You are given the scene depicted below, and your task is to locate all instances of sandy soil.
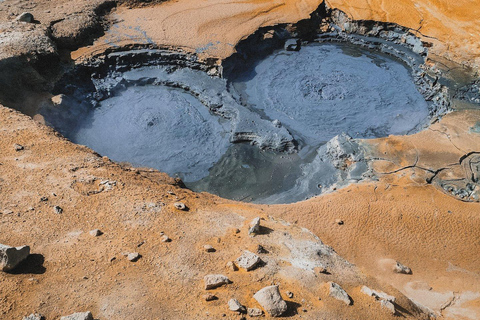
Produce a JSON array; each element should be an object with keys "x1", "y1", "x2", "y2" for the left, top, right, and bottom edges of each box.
[{"x1": 0, "y1": 0, "x2": 479, "y2": 319}]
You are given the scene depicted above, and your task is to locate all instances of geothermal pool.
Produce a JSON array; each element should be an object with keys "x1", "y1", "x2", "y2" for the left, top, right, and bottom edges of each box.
[{"x1": 42, "y1": 42, "x2": 431, "y2": 203}]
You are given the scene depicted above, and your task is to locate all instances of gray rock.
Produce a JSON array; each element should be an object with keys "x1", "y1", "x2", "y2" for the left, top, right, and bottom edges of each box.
[
  {"x1": 394, "y1": 261, "x2": 412, "y2": 274},
  {"x1": 381, "y1": 299, "x2": 396, "y2": 314},
  {"x1": 360, "y1": 286, "x2": 396, "y2": 302},
  {"x1": 247, "y1": 308, "x2": 263, "y2": 317},
  {"x1": 236, "y1": 250, "x2": 261, "y2": 271},
  {"x1": 253, "y1": 285, "x2": 288, "y2": 317},
  {"x1": 284, "y1": 39, "x2": 301, "y2": 51},
  {"x1": 127, "y1": 252, "x2": 140, "y2": 262},
  {"x1": 23, "y1": 313, "x2": 45, "y2": 320},
  {"x1": 228, "y1": 298, "x2": 246, "y2": 313},
  {"x1": 89, "y1": 229, "x2": 103, "y2": 236},
  {"x1": 60, "y1": 311, "x2": 93, "y2": 320},
  {"x1": 16, "y1": 12, "x2": 34, "y2": 23},
  {"x1": 248, "y1": 217, "x2": 261, "y2": 235},
  {"x1": 327, "y1": 282, "x2": 352, "y2": 305},
  {"x1": 0, "y1": 244, "x2": 30, "y2": 271},
  {"x1": 204, "y1": 274, "x2": 231, "y2": 290}
]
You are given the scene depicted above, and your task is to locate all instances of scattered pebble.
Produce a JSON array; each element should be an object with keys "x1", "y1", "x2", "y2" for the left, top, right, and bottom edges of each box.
[
  {"x1": 226, "y1": 261, "x2": 238, "y2": 271},
  {"x1": 174, "y1": 202, "x2": 187, "y2": 210},
  {"x1": 228, "y1": 298, "x2": 246, "y2": 313},
  {"x1": 247, "y1": 308, "x2": 263, "y2": 317},
  {"x1": 203, "y1": 293, "x2": 217, "y2": 301},
  {"x1": 394, "y1": 261, "x2": 412, "y2": 274},
  {"x1": 40, "y1": 197, "x2": 48, "y2": 202},
  {"x1": 204, "y1": 274, "x2": 231, "y2": 290},
  {"x1": 204, "y1": 245, "x2": 216, "y2": 252},
  {"x1": 89, "y1": 229, "x2": 103, "y2": 237},
  {"x1": 256, "y1": 244, "x2": 268, "y2": 254},
  {"x1": 161, "y1": 235, "x2": 171, "y2": 242},
  {"x1": 335, "y1": 219, "x2": 344, "y2": 225},
  {"x1": 286, "y1": 291, "x2": 294, "y2": 298},
  {"x1": 14, "y1": 143, "x2": 24, "y2": 151},
  {"x1": 127, "y1": 252, "x2": 140, "y2": 262},
  {"x1": 23, "y1": 314, "x2": 45, "y2": 320},
  {"x1": 53, "y1": 206, "x2": 63, "y2": 214}
]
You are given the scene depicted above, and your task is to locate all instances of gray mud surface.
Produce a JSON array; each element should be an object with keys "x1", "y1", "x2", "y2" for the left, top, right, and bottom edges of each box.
[{"x1": 41, "y1": 42, "x2": 435, "y2": 204}]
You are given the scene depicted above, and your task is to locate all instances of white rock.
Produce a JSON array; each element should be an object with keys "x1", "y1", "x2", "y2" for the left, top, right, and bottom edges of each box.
[
  {"x1": 381, "y1": 299, "x2": 396, "y2": 314},
  {"x1": 248, "y1": 217, "x2": 261, "y2": 235},
  {"x1": 204, "y1": 245, "x2": 215, "y2": 252},
  {"x1": 247, "y1": 308, "x2": 263, "y2": 317},
  {"x1": 236, "y1": 250, "x2": 261, "y2": 271},
  {"x1": 23, "y1": 314, "x2": 45, "y2": 320},
  {"x1": 360, "y1": 286, "x2": 396, "y2": 302},
  {"x1": 89, "y1": 229, "x2": 103, "y2": 237},
  {"x1": 0, "y1": 244, "x2": 30, "y2": 271},
  {"x1": 204, "y1": 274, "x2": 231, "y2": 290},
  {"x1": 60, "y1": 311, "x2": 93, "y2": 320},
  {"x1": 127, "y1": 252, "x2": 140, "y2": 261},
  {"x1": 174, "y1": 202, "x2": 186, "y2": 210},
  {"x1": 253, "y1": 285, "x2": 288, "y2": 317},
  {"x1": 327, "y1": 282, "x2": 352, "y2": 305},
  {"x1": 228, "y1": 298, "x2": 246, "y2": 313}
]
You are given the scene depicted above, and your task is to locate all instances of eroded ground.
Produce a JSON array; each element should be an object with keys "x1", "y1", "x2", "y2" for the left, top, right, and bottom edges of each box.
[{"x1": 0, "y1": 0, "x2": 479, "y2": 319}]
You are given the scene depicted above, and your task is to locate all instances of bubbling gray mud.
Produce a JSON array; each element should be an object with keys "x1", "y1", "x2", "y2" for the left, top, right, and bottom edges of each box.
[
  {"x1": 41, "y1": 42, "x2": 435, "y2": 204},
  {"x1": 230, "y1": 43, "x2": 430, "y2": 146}
]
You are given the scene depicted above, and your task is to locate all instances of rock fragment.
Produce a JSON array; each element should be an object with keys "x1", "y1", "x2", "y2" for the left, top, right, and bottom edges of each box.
[
  {"x1": 360, "y1": 286, "x2": 396, "y2": 302},
  {"x1": 335, "y1": 219, "x2": 344, "y2": 225},
  {"x1": 236, "y1": 250, "x2": 261, "y2": 271},
  {"x1": 327, "y1": 282, "x2": 352, "y2": 305},
  {"x1": 393, "y1": 261, "x2": 412, "y2": 274},
  {"x1": 174, "y1": 202, "x2": 187, "y2": 210},
  {"x1": 247, "y1": 308, "x2": 263, "y2": 317},
  {"x1": 127, "y1": 252, "x2": 140, "y2": 262},
  {"x1": 14, "y1": 143, "x2": 24, "y2": 151},
  {"x1": 286, "y1": 291, "x2": 294, "y2": 298},
  {"x1": 203, "y1": 293, "x2": 217, "y2": 301},
  {"x1": 204, "y1": 274, "x2": 231, "y2": 290},
  {"x1": 226, "y1": 261, "x2": 238, "y2": 271},
  {"x1": 253, "y1": 285, "x2": 288, "y2": 317},
  {"x1": 89, "y1": 229, "x2": 103, "y2": 237},
  {"x1": 381, "y1": 299, "x2": 396, "y2": 314},
  {"x1": 161, "y1": 234, "x2": 171, "y2": 242},
  {"x1": 204, "y1": 245, "x2": 216, "y2": 252},
  {"x1": 16, "y1": 12, "x2": 34, "y2": 23},
  {"x1": 248, "y1": 217, "x2": 261, "y2": 235},
  {"x1": 284, "y1": 39, "x2": 301, "y2": 51},
  {"x1": 23, "y1": 313, "x2": 45, "y2": 320},
  {"x1": 53, "y1": 206, "x2": 63, "y2": 214},
  {"x1": 0, "y1": 244, "x2": 30, "y2": 271},
  {"x1": 228, "y1": 298, "x2": 246, "y2": 313},
  {"x1": 60, "y1": 311, "x2": 93, "y2": 320}
]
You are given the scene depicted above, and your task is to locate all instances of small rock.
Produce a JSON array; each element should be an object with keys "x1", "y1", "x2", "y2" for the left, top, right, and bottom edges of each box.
[
  {"x1": 236, "y1": 250, "x2": 261, "y2": 271},
  {"x1": 394, "y1": 261, "x2": 412, "y2": 274},
  {"x1": 247, "y1": 308, "x2": 263, "y2": 317},
  {"x1": 286, "y1": 291, "x2": 294, "y2": 298},
  {"x1": 316, "y1": 266, "x2": 328, "y2": 274},
  {"x1": 0, "y1": 244, "x2": 30, "y2": 271},
  {"x1": 327, "y1": 282, "x2": 352, "y2": 305},
  {"x1": 23, "y1": 313, "x2": 45, "y2": 320},
  {"x1": 127, "y1": 252, "x2": 140, "y2": 262},
  {"x1": 89, "y1": 229, "x2": 103, "y2": 237},
  {"x1": 204, "y1": 274, "x2": 231, "y2": 290},
  {"x1": 256, "y1": 245, "x2": 268, "y2": 254},
  {"x1": 53, "y1": 206, "x2": 63, "y2": 214},
  {"x1": 284, "y1": 38, "x2": 301, "y2": 51},
  {"x1": 360, "y1": 286, "x2": 396, "y2": 302},
  {"x1": 16, "y1": 12, "x2": 34, "y2": 23},
  {"x1": 174, "y1": 202, "x2": 187, "y2": 210},
  {"x1": 40, "y1": 197, "x2": 48, "y2": 202},
  {"x1": 381, "y1": 299, "x2": 396, "y2": 314},
  {"x1": 204, "y1": 245, "x2": 216, "y2": 252},
  {"x1": 14, "y1": 143, "x2": 24, "y2": 151},
  {"x1": 253, "y1": 285, "x2": 288, "y2": 317},
  {"x1": 60, "y1": 311, "x2": 94, "y2": 320},
  {"x1": 226, "y1": 261, "x2": 238, "y2": 271},
  {"x1": 203, "y1": 293, "x2": 217, "y2": 301},
  {"x1": 335, "y1": 219, "x2": 344, "y2": 225},
  {"x1": 228, "y1": 298, "x2": 246, "y2": 313},
  {"x1": 248, "y1": 217, "x2": 261, "y2": 235},
  {"x1": 161, "y1": 235, "x2": 171, "y2": 242},
  {"x1": 272, "y1": 119, "x2": 282, "y2": 127}
]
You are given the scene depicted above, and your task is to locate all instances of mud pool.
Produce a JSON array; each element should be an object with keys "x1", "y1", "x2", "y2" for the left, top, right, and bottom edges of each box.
[{"x1": 41, "y1": 42, "x2": 434, "y2": 204}]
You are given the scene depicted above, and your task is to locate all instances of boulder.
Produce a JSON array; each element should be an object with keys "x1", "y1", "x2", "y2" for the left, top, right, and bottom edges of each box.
[
  {"x1": 0, "y1": 244, "x2": 30, "y2": 271},
  {"x1": 236, "y1": 250, "x2": 261, "y2": 271},
  {"x1": 204, "y1": 274, "x2": 231, "y2": 290},
  {"x1": 60, "y1": 311, "x2": 93, "y2": 320},
  {"x1": 327, "y1": 282, "x2": 352, "y2": 305},
  {"x1": 253, "y1": 285, "x2": 288, "y2": 317}
]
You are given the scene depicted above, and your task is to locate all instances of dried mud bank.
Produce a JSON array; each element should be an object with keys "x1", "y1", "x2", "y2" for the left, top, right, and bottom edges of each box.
[{"x1": 37, "y1": 3, "x2": 471, "y2": 203}]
